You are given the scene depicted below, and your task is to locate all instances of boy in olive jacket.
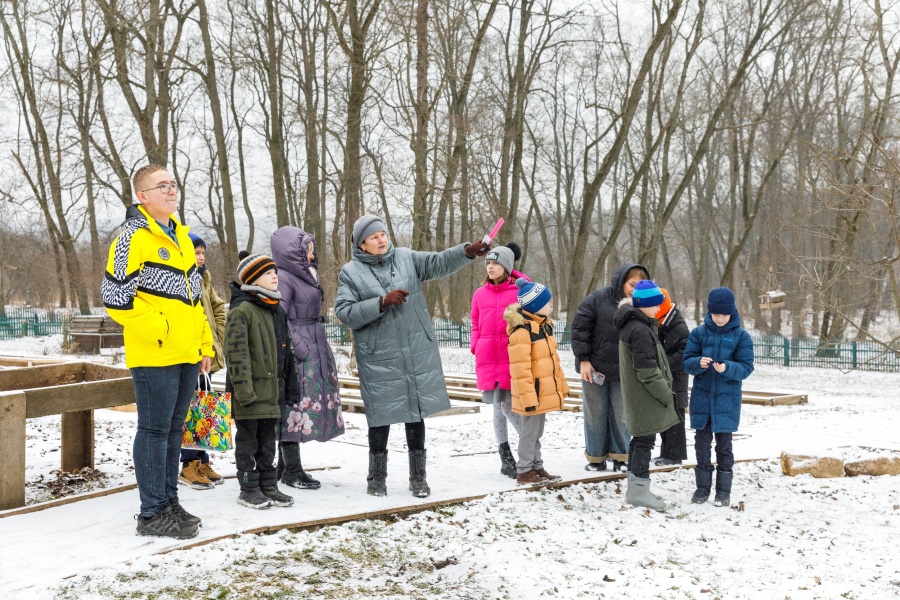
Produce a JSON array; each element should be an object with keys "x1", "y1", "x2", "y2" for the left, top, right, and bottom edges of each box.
[
  {"x1": 225, "y1": 252, "x2": 298, "y2": 510},
  {"x1": 614, "y1": 280, "x2": 682, "y2": 512}
]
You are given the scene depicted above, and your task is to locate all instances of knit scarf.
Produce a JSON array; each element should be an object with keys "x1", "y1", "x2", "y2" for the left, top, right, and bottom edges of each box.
[{"x1": 240, "y1": 284, "x2": 281, "y2": 306}]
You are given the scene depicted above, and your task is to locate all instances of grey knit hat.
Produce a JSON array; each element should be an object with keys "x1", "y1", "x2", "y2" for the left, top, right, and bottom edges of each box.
[
  {"x1": 351, "y1": 214, "x2": 387, "y2": 248},
  {"x1": 484, "y1": 242, "x2": 521, "y2": 275}
]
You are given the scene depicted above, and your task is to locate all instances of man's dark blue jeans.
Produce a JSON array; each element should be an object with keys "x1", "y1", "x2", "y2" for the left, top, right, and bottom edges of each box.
[{"x1": 131, "y1": 363, "x2": 200, "y2": 517}]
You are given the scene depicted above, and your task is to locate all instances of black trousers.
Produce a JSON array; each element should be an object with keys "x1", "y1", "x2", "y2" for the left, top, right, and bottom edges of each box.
[
  {"x1": 368, "y1": 421, "x2": 425, "y2": 453},
  {"x1": 695, "y1": 423, "x2": 734, "y2": 472},
  {"x1": 659, "y1": 407, "x2": 687, "y2": 460},
  {"x1": 235, "y1": 418, "x2": 278, "y2": 473},
  {"x1": 628, "y1": 434, "x2": 656, "y2": 479}
]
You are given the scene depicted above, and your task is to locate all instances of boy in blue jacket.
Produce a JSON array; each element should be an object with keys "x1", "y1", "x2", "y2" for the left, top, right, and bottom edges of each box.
[{"x1": 683, "y1": 287, "x2": 754, "y2": 507}]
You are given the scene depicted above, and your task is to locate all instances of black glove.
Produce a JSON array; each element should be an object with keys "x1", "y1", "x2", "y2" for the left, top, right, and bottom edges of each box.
[
  {"x1": 465, "y1": 240, "x2": 491, "y2": 258},
  {"x1": 380, "y1": 289, "x2": 410, "y2": 311}
]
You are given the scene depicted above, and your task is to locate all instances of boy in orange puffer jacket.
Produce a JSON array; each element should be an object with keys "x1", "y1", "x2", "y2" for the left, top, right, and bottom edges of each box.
[{"x1": 504, "y1": 279, "x2": 569, "y2": 485}]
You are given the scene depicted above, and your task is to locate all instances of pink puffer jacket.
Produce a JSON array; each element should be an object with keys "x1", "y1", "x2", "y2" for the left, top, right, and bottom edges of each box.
[{"x1": 470, "y1": 270, "x2": 529, "y2": 391}]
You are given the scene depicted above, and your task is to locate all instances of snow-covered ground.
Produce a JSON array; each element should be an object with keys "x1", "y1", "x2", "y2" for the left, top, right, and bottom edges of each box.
[{"x1": 1, "y1": 336, "x2": 899, "y2": 599}]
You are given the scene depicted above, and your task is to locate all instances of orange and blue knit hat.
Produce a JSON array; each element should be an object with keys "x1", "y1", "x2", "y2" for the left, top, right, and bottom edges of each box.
[{"x1": 632, "y1": 280, "x2": 665, "y2": 308}]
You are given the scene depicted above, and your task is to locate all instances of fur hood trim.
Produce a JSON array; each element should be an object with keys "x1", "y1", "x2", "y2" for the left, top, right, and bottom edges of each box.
[
  {"x1": 503, "y1": 303, "x2": 525, "y2": 327},
  {"x1": 618, "y1": 296, "x2": 633, "y2": 308}
]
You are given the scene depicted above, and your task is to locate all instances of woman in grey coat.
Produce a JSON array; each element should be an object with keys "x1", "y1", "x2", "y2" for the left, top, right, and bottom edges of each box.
[
  {"x1": 336, "y1": 214, "x2": 489, "y2": 498},
  {"x1": 271, "y1": 226, "x2": 345, "y2": 491}
]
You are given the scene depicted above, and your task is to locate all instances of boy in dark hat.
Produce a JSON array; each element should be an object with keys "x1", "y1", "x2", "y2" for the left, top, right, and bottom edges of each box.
[
  {"x1": 178, "y1": 232, "x2": 228, "y2": 490},
  {"x1": 224, "y1": 251, "x2": 299, "y2": 509},
  {"x1": 683, "y1": 287, "x2": 754, "y2": 507}
]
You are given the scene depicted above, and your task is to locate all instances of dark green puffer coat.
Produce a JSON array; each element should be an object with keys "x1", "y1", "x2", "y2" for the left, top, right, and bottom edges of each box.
[{"x1": 614, "y1": 300, "x2": 682, "y2": 438}]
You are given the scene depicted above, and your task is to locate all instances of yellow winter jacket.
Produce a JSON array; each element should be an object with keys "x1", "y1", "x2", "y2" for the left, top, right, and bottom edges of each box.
[
  {"x1": 504, "y1": 303, "x2": 569, "y2": 416},
  {"x1": 101, "y1": 205, "x2": 213, "y2": 368}
]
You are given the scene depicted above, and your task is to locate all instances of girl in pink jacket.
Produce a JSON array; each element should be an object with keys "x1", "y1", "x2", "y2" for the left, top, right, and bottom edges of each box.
[{"x1": 470, "y1": 242, "x2": 527, "y2": 478}]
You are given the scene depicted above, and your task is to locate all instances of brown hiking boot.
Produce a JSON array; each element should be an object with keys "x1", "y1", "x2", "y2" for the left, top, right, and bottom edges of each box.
[
  {"x1": 535, "y1": 467, "x2": 561, "y2": 482},
  {"x1": 516, "y1": 469, "x2": 549, "y2": 485},
  {"x1": 178, "y1": 460, "x2": 214, "y2": 490},
  {"x1": 198, "y1": 461, "x2": 224, "y2": 485}
]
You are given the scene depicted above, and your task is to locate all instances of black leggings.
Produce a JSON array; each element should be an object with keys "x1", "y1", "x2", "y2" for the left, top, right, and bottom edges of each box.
[{"x1": 368, "y1": 421, "x2": 425, "y2": 453}]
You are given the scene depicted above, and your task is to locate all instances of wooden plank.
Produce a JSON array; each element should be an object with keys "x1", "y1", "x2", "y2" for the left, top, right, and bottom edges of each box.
[
  {"x1": 25, "y1": 377, "x2": 136, "y2": 418},
  {"x1": 0, "y1": 362, "x2": 87, "y2": 393},
  {"x1": 61, "y1": 410, "x2": 94, "y2": 473},
  {"x1": 0, "y1": 392, "x2": 27, "y2": 510},
  {"x1": 0, "y1": 356, "x2": 75, "y2": 367}
]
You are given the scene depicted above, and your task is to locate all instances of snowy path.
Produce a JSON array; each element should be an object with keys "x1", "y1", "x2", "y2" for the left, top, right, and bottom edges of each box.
[{"x1": 1, "y1": 339, "x2": 899, "y2": 598}]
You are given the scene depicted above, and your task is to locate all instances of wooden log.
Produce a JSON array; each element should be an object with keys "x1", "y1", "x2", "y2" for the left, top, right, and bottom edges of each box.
[
  {"x1": 844, "y1": 457, "x2": 900, "y2": 477},
  {"x1": 61, "y1": 410, "x2": 94, "y2": 473},
  {"x1": 780, "y1": 453, "x2": 845, "y2": 478},
  {"x1": 0, "y1": 392, "x2": 27, "y2": 510}
]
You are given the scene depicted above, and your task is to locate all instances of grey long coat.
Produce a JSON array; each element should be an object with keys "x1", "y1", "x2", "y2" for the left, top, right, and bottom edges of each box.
[{"x1": 335, "y1": 241, "x2": 473, "y2": 427}]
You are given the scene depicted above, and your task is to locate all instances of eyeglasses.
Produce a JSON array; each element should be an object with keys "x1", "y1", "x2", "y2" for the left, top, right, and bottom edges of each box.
[{"x1": 141, "y1": 182, "x2": 179, "y2": 194}]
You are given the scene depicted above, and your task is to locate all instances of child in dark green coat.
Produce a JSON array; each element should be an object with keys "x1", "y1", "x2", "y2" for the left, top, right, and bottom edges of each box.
[
  {"x1": 225, "y1": 251, "x2": 299, "y2": 510},
  {"x1": 614, "y1": 280, "x2": 682, "y2": 512}
]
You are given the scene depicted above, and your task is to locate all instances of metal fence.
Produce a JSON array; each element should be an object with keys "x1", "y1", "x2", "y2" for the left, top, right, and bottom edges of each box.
[
  {"x1": 323, "y1": 317, "x2": 899, "y2": 372},
  {"x1": 3, "y1": 309, "x2": 897, "y2": 372},
  {"x1": 0, "y1": 308, "x2": 69, "y2": 340},
  {"x1": 752, "y1": 334, "x2": 900, "y2": 372}
]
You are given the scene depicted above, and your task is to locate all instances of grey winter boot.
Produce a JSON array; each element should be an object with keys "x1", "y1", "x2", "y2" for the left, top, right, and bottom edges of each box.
[
  {"x1": 692, "y1": 468, "x2": 713, "y2": 504},
  {"x1": 280, "y1": 442, "x2": 322, "y2": 490},
  {"x1": 498, "y1": 442, "x2": 517, "y2": 479},
  {"x1": 367, "y1": 451, "x2": 388, "y2": 496},
  {"x1": 714, "y1": 470, "x2": 733, "y2": 507},
  {"x1": 408, "y1": 449, "x2": 430, "y2": 498},
  {"x1": 260, "y1": 468, "x2": 294, "y2": 507},
  {"x1": 625, "y1": 472, "x2": 666, "y2": 512},
  {"x1": 236, "y1": 470, "x2": 273, "y2": 509}
]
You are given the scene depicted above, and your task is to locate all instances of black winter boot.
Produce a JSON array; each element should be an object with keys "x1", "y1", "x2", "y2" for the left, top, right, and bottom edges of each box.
[
  {"x1": 408, "y1": 449, "x2": 430, "y2": 498},
  {"x1": 714, "y1": 470, "x2": 733, "y2": 507},
  {"x1": 692, "y1": 468, "x2": 713, "y2": 504},
  {"x1": 367, "y1": 451, "x2": 388, "y2": 496},
  {"x1": 236, "y1": 470, "x2": 273, "y2": 509},
  {"x1": 498, "y1": 442, "x2": 517, "y2": 479},
  {"x1": 280, "y1": 443, "x2": 322, "y2": 490},
  {"x1": 260, "y1": 468, "x2": 294, "y2": 507}
]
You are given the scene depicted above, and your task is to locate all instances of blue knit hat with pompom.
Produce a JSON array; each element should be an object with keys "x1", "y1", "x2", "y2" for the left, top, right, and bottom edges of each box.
[{"x1": 517, "y1": 278, "x2": 551, "y2": 313}]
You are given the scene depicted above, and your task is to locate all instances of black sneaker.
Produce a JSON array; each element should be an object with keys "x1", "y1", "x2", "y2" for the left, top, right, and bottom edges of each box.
[
  {"x1": 282, "y1": 469, "x2": 322, "y2": 490},
  {"x1": 237, "y1": 489, "x2": 273, "y2": 509},
  {"x1": 612, "y1": 460, "x2": 628, "y2": 472},
  {"x1": 654, "y1": 457, "x2": 683, "y2": 466},
  {"x1": 136, "y1": 505, "x2": 198, "y2": 539},
  {"x1": 261, "y1": 487, "x2": 295, "y2": 507},
  {"x1": 584, "y1": 462, "x2": 607, "y2": 472},
  {"x1": 169, "y1": 499, "x2": 202, "y2": 527}
]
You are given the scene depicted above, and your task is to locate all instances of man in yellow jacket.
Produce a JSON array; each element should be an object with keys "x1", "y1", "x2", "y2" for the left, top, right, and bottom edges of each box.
[{"x1": 101, "y1": 164, "x2": 213, "y2": 540}]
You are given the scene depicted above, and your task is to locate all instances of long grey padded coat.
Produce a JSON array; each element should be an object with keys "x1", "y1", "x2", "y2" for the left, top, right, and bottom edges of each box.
[{"x1": 335, "y1": 241, "x2": 473, "y2": 427}]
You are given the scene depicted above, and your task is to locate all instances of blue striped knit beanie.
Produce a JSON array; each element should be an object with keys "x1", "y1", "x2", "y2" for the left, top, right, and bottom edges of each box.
[
  {"x1": 516, "y1": 278, "x2": 551, "y2": 313},
  {"x1": 632, "y1": 280, "x2": 665, "y2": 308}
]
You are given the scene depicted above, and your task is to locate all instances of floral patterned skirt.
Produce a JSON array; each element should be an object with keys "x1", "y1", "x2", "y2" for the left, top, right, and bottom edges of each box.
[{"x1": 278, "y1": 347, "x2": 345, "y2": 443}]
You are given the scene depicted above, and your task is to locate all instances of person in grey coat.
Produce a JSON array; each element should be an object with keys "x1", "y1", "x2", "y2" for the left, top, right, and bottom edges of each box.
[{"x1": 335, "y1": 214, "x2": 490, "y2": 498}]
